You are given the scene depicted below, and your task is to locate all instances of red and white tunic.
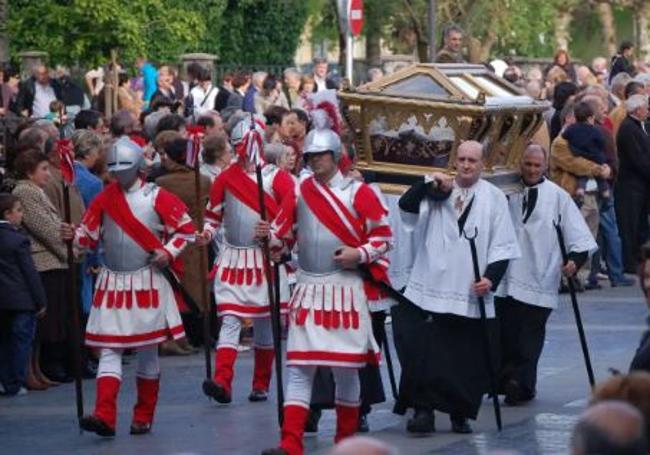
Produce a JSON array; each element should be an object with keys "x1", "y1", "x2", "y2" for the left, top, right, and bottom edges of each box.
[
  {"x1": 204, "y1": 163, "x2": 295, "y2": 319},
  {"x1": 275, "y1": 171, "x2": 393, "y2": 368},
  {"x1": 75, "y1": 180, "x2": 195, "y2": 348}
]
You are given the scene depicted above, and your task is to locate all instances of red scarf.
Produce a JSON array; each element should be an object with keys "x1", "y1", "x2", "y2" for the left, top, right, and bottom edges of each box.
[
  {"x1": 221, "y1": 164, "x2": 279, "y2": 219},
  {"x1": 300, "y1": 177, "x2": 390, "y2": 300},
  {"x1": 100, "y1": 182, "x2": 183, "y2": 276}
]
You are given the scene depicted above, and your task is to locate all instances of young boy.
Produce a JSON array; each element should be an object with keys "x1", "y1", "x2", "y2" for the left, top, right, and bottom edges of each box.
[
  {"x1": 562, "y1": 101, "x2": 610, "y2": 206},
  {"x1": 0, "y1": 194, "x2": 47, "y2": 396}
]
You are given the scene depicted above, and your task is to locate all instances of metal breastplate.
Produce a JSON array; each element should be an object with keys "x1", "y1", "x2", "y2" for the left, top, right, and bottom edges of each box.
[
  {"x1": 222, "y1": 169, "x2": 276, "y2": 247},
  {"x1": 102, "y1": 185, "x2": 163, "y2": 272},
  {"x1": 297, "y1": 182, "x2": 358, "y2": 274}
]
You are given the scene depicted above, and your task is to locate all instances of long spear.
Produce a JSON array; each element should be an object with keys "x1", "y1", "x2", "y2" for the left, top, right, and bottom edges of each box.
[
  {"x1": 187, "y1": 126, "x2": 213, "y2": 380},
  {"x1": 463, "y1": 227, "x2": 502, "y2": 431},
  {"x1": 554, "y1": 215, "x2": 596, "y2": 388},
  {"x1": 56, "y1": 136, "x2": 84, "y2": 426}
]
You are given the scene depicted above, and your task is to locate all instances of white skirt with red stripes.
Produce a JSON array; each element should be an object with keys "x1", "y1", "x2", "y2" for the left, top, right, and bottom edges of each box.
[
  {"x1": 86, "y1": 266, "x2": 185, "y2": 348},
  {"x1": 286, "y1": 269, "x2": 380, "y2": 369},
  {"x1": 213, "y1": 244, "x2": 289, "y2": 319}
]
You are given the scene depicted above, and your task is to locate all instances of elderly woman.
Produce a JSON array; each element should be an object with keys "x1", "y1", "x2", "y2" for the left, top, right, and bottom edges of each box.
[{"x1": 12, "y1": 149, "x2": 70, "y2": 384}]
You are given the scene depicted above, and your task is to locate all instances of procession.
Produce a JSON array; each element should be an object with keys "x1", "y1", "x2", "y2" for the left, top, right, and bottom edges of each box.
[{"x1": 2, "y1": 1, "x2": 650, "y2": 454}]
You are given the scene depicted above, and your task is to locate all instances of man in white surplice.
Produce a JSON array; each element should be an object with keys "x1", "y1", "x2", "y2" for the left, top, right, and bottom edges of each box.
[
  {"x1": 495, "y1": 144, "x2": 596, "y2": 405},
  {"x1": 392, "y1": 140, "x2": 520, "y2": 435}
]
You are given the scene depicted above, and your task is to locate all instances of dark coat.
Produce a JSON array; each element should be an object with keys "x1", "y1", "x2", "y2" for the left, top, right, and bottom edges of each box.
[
  {"x1": 609, "y1": 55, "x2": 635, "y2": 84},
  {"x1": 214, "y1": 86, "x2": 231, "y2": 112},
  {"x1": 616, "y1": 115, "x2": 650, "y2": 192},
  {"x1": 15, "y1": 77, "x2": 62, "y2": 117},
  {"x1": 0, "y1": 222, "x2": 47, "y2": 311}
]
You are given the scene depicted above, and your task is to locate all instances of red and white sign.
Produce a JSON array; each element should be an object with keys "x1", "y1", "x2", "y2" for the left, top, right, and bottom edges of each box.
[{"x1": 348, "y1": 0, "x2": 364, "y2": 37}]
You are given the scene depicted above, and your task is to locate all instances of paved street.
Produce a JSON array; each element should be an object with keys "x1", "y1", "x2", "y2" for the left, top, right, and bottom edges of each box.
[{"x1": 0, "y1": 283, "x2": 647, "y2": 455}]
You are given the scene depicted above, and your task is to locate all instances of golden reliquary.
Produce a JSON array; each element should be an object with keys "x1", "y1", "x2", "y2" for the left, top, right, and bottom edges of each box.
[{"x1": 338, "y1": 63, "x2": 550, "y2": 193}]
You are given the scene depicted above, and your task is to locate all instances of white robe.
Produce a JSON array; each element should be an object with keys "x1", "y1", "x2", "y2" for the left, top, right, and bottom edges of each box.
[
  {"x1": 497, "y1": 179, "x2": 597, "y2": 309},
  {"x1": 401, "y1": 179, "x2": 520, "y2": 319}
]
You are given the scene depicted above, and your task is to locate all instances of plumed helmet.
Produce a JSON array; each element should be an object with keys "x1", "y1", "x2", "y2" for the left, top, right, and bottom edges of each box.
[
  {"x1": 107, "y1": 137, "x2": 145, "y2": 188},
  {"x1": 303, "y1": 127, "x2": 341, "y2": 161},
  {"x1": 230, "y1": 114, "x2": 266, "y2": 164}
]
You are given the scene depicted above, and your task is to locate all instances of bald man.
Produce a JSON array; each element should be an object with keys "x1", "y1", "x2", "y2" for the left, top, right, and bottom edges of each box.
[
  {"x1": 495, "y1": 145, "x2": 596, "y2": 406},
  {"x1": 393, "y1": 141, "x2": 520, "y2": 434},
  {"x1": 571, "y1": 401, "x2": 648, "y2": 455},
  {"x1": 327, "y1": 436, "x2": 398, "y2": 455}
]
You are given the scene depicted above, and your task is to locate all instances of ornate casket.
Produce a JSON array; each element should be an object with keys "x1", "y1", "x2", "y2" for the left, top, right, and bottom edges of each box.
[{"x1": 339, "y1": 63, "x2": 550, "y2": 193}]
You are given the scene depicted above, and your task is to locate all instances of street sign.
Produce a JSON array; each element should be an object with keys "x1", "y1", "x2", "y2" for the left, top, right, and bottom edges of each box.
[{"x1": 348, "y1": 0, "x2": 364, "y2": 37}]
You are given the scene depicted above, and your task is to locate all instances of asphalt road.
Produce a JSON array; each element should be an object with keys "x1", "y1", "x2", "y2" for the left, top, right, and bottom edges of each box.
[{"x1": 0, "y1": 283, "x2": 646, "y2": 455}]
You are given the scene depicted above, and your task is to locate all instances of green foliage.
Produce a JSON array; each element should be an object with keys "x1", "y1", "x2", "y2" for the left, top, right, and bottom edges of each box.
[{"x1": 217, "y1": 0, "x2": 310, "y2": 65}]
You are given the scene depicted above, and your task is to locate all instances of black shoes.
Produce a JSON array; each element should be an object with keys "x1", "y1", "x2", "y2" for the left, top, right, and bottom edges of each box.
[
  {"x1": 358, "y1": 413, "x2": 369, "y2": 433},
  {"x1": 79, "y1": 415, "x2": 115, "y2": 437},
  {"x1": 202, "y1": 379, "x2": 232, "y2": 404},
  {"x1": 406, "y1": 409, "x2": 435, "y2": 434},
  {"x1": 304, "y1": 408, "x2": 321, "y2": 433},
  {"x1": 260, "y1": 449, "x2": 288, "y2": 455},
  {"x1": 130, "y1": 422, "x2": 152, "y2": 435},
  {"x1": 248, "y1": 389, "x2": 268, "y2": 402},
  {"x1": 450, "y1": 415, "x2": 473, "y2": 434}
]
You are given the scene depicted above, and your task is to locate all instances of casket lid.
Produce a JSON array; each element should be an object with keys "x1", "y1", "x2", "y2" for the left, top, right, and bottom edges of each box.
[{"x1": 354, "y1": 63, "x2": 545, "y2": 110}]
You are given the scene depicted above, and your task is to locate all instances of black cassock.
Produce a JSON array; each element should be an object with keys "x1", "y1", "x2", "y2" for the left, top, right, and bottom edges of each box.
[{"x1": 391, "y1": 301, "x2": 500, "y2": 419}]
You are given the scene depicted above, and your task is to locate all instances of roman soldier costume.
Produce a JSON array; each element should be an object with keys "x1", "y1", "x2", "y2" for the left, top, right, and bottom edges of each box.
[
  {"x1": 263, "y1": 121, "x2": 393, "y2": 455},
  {"x1": 74, "y1": 137, "x2": 195, "y2": 436},
  {"x1": 201, "y1": 116, "x2": 295, "y2": 404}
]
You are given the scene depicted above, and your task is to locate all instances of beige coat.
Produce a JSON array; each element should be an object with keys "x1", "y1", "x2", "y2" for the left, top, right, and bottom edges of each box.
[
  {"x1": 12, "y1": 180, "x2": 67, "y2": 272},
  {"x1": 549, "y1": 136, "x2": 602, "y2": 197}
]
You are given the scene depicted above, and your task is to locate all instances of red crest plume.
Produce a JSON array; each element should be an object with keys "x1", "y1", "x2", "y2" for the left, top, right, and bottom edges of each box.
[
  {"x1": 56, "y1": 139, "x2": 75, "y2": 184},
  {"x1": 313, "y1": 101, "x2": 341, "y2": 135},
  {"x1": 186, "y1": 125, "x2": 205, "y2": 168}
]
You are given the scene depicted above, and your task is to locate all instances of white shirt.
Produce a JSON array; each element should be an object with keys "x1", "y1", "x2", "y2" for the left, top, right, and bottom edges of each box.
[
  {"x1": 32, "y1": 83, "x2": 57, "y2": 118},
  {"x1": 314, "y1": 75, "x2": 328, "y2": 92},
  {"x1": 191, "y1": 84, "x2": 219, "y2": 118},
  {"x1": 497, "y1": 179, "x2": 597, "y2": 308},
  {"x1": 401, "y1": 178, "x2": 520, "y2": 319}
]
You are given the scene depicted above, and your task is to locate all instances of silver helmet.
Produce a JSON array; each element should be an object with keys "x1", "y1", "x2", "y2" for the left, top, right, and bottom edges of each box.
[
  {"x1": 303, "y1": 128, "x2": 341, "y2": 161},
  {"x1": 107, "y1": 137, "x2": 145, "y2": 189}
]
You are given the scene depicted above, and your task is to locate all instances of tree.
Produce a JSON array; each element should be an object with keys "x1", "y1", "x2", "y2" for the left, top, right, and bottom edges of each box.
[
  {"x1": 8, "y1": 0, "x2": 207, "y2": 68},
  {"x1": 0, "y1": 0, "x2": 7, "y2": 64},
  {"x1": 217, "y1": 0, "x2": 310, "y2": 65}
]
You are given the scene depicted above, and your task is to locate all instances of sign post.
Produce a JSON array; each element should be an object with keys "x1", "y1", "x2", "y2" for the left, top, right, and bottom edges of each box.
[{"x1": 346, "y1": 0, "x2": 364, "y2": 85}]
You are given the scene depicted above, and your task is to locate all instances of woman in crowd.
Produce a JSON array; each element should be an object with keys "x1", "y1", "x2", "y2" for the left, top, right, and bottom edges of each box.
[
  {"x1": 117, "y1": 72, "x2": 144, "y2": 118},
  {"x1": 254, "y1": 75, "x2": 289, "y2": 115},
  {"x1": 12, "y1": 149, "x2": 71, "y2": 385}
]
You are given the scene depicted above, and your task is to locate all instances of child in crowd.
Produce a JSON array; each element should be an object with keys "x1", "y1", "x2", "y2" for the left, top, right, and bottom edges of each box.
[
  {"x1": 562, "y1": 101, "x2": 610, "y2": 206},
  {"x1": 0, "y1": 194, "x2": 47, "y2": 396}
]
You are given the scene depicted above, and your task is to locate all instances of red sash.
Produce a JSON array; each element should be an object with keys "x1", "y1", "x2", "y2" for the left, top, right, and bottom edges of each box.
[
  {"x1": 222, "y1": 165, "x2": 279, "y2": 219},
  {"x1": 100, "y1": 182, "x2": 183, "y2": 276},
  {"x1": 300, "y1": 177, "x2": 390, "y2": 299}
]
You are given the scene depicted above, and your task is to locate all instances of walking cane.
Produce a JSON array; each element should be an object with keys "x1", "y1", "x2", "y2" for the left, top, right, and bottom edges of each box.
[
  {"x1": 463, "y1": 227, "x2": 502, "y2": 432},
  {"x1": 553, "y1": 215, "x2": 596, "y2": 388},
  {"x1": 188, "y1": 127, "x2": 213, "y2": 382},
  {"x1": 256, "y1": 163, "x2": 285, "y2": 427},
  {"x1": 56, "y1": 138, "x2": 84, "y2": 428}
]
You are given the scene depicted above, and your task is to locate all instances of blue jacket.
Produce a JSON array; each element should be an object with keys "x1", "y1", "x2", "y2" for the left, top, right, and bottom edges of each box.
[
  {"x1": 0, "y1": 222, "x2": 47, "y2": 311},
  {"x1": 141, "y1": 62, "x2": 158, "y2": 103}
]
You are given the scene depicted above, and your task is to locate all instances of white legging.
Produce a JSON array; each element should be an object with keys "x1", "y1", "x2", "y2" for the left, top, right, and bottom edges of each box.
[
  {"x1": 285, "y1": 365, "x2": 360, "y2": 408},
  {"x1": 217, "y1": 315, "x2": 273, "y2": 350},
  {"x1": 96, "y1": 345, "x2": 160, "y2": 380}
]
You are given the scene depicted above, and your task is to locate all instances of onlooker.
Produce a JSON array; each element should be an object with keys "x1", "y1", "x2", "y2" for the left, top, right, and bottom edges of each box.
[
  {"x1": 549, "y1": 81, "x2": 578, "y2": 142},
  {"x1": 155, "y1": 138, "x2": 211, "y2": 351},
  {"x1": 189, "y1": 68, "x2": 218, "y2": 121},
  {"x1": 200, "y1": 132, "x2": 232, "y2": 183},
  {"x1": 16, "y1": 65, "x2": 62, "y2": 118},
  {"x1": 615, "y1": 94, "x2": 650, "y2": 273},
  {"x1": 12, "y1": 150, "x2": 70, "y2": 383},
  {"x1": 117, "y1": 72, "x2": 144, "y2": 118},
  {"x1": 263, "y1": 105, "x2": 289, "y2": 143},
  {"x1": 295, "y1": 75, "x2": 316, "y2": 111},
  {"x1": 109, "y1": 110, "x2": 137, "y2": 139},
  {"x1": 1, "y1": 66, "x2": 20, "y2": 116},
  {"x1": 547, "y1": 49, "x2": 577, "y2": 82},
  {"x1": 610, "y1": 72, "x2": 634, "y2": 107},
  {"x1": 610, "y1": 41, "x2": 636, "y2": 84},
  {"x1": 254, "y1": 75, "x2": 289, "y2": 115},
  {"x1": 263, "y1": 142, "x2": 296, "y2": 173},
  {"x1": 74, "y1": 110, "x2": 105, "y2": 133},
  {"x1": 435, "y1": 24, "x2": 465, "y2": 63},
  {"x1": 311, "y1": 57, "x2": 337, "y2": 92},
  {"x1": 155, "y1": 113, "x2": 186, "y2": 138},
  {"x1": 283, "y1": 68, "x2": 302, "y2": 108},
  {"x1": 0, "y1": 193, "x2": 47, "y2": 396},
  {"x1": 591, "y1": 373, "x2": 650, "y2": 437},
  {"x1": 150, "y1": 65, "x2": 177, "y2": 108},
  {"x1": 221, "y1": 70, "x2": 250, "y2": 121},
  {"x1": 214, "y1": 72, "x2": 233, "y2": 113},
  {"x1": 610, "y1": 80, "x2": 643, "y2": 139},
  {"x1": 55, "y1": 66, "x2": 90, "y2": 115},
  {"x1": 570, "y1": 400, "x2": 648, "y2": 455},
  {"x1": 243, "y1": 71, "x2": 267, "y2": 113},
  {"x1": 135, "y1": 56, "x2": 158, "y2": 105},
  {"x1": 196, "y1": 111, "x2": 224, "y2": 136},
  {"x1": 327, "y1": 436, "x2": 398, "y2": 455}
]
